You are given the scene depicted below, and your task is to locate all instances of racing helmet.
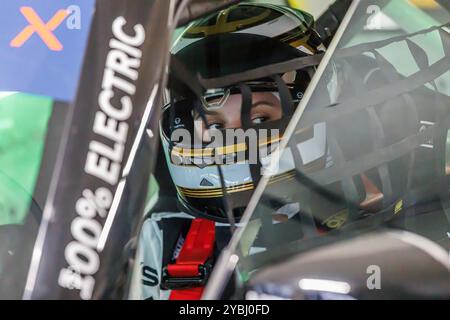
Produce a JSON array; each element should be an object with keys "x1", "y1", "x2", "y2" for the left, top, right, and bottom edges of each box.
[{"x1": 161, "y1": 3, "x2": 331, "y2": 223}]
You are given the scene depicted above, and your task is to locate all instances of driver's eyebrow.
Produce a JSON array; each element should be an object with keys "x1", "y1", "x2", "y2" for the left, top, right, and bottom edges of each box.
[
  {"x1": 193, "y1": 99, "x2": 276, "y2": 120},
  {"x1": 251, "y1": 100, "x2": 277, "y2": 108}
]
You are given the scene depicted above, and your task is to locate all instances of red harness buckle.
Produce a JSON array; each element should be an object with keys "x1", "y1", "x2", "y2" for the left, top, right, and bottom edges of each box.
[
  {"x1": 162, "y1": 218, "x2": 215, "y2": 300},
  {"x1": 166, "y1": 264, "x2": 201, "y2": 278}
]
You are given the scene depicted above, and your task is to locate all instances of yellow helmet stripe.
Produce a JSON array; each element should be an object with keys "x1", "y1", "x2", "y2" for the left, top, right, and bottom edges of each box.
[
  {"x1": 177, "y1": 170, "x2": 297, "y2": 198},
  {"x1": 171, "y1": 135, "x2": 283, "y2": 158}
]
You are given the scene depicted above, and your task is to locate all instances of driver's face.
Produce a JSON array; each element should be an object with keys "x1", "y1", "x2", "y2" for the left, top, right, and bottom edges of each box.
[{"x1": 194, "y1": 91, "x2": 282, "y2": 139}]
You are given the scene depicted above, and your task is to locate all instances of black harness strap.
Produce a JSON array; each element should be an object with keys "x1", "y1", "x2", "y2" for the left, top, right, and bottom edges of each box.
[
  {"x1": 238, "y1": 83, "x2": 253, "y2": 130},
  {"x1": 272, "y1": 74, "x2": 295, "y2": 116},
  {"x1": 236, "y1": 83, "x2": 262, "y2": 191}
]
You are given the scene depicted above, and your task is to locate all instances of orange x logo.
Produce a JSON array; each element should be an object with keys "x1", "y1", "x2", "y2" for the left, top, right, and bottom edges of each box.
[{"x1": 10, "y1": 7, "x2": 69, "y2": 51}]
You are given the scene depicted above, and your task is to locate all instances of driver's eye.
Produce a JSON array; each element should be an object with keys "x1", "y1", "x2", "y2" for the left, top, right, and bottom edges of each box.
[
  {"x1": 252, "y1": 116, "x2": 268, "y2": 124},
  {"x1": 208, "y1": 122, "x2": 224, "y2": 130}
]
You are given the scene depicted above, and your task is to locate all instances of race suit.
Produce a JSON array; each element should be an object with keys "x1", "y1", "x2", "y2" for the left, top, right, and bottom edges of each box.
[{"x1": 129, "y1": 204, "x2": 301, "y2": 300}]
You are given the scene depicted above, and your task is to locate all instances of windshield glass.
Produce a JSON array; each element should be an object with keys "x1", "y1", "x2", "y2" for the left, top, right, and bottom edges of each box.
[{"x1": 228, "y1": 0, "x2": 450, "y2": 285}]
